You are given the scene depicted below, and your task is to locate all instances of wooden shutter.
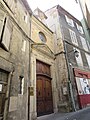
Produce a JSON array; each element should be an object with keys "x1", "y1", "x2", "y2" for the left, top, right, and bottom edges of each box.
[
  {"x1": 4, "y1": 0, "x2": 16, "y2": 13},
  {"x1": 2, "y1": 16, "x2": 12, "y2": 51},
  {"x1": 0, "y1": 11, "x2": 6, "y2": 40}
]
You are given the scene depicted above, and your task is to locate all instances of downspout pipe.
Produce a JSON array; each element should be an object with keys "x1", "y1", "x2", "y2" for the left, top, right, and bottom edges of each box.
[{"x1": 63, "y1": 41, "x2": 76, "y2": 112}]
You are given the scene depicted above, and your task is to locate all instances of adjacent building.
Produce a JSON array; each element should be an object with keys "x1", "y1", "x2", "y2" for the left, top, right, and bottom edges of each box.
[
  {"x1": 0, "y1": 0, "x2": 32, "y2": 120},
  {"x1": 44, "y1": 5, "x2": 90, "y2": 111}
]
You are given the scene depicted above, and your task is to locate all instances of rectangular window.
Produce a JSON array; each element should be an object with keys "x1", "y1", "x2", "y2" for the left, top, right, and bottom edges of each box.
[
  {"x1": 0, "y1": 12, "x2": 12, "y2": 51},
  {"x1": 85, "y1": 53, "x2": 90, "y2": 68},
  {"x1": 74, "y1": 48, "x2": 83, "y2": 67},
  {"x1": 69, "y1": 29, "x2": 78, "y2": 45},
  {"x1": 19, "y1": 77, "x2": 24, "y2": 95},
  {"x1": 0, "y1": 11, "x2": 6, "y2": 38},
  {"x1": 80, "y1": 36, "x2": 88, "y2": 51},
  {"x1": 65, "y1": 15, "x2": 74, "y2": 27},
  {"x1": 22, "y1": 40, "x2": 26, "y2": 52},
  {"x1": 2, "y1": 16, "x2": 12, "y2": 51},
  {"x1": 76, "y1": 23, "x2": 84, "y2": 34},
  {"x1": 24, "y1": 12, "x2": 28, "y2": 23}
]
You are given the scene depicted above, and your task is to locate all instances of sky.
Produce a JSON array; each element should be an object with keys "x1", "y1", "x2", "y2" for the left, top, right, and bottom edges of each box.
[{"x1": 27, "y1": 0, "x2": 83, "y2": 20}]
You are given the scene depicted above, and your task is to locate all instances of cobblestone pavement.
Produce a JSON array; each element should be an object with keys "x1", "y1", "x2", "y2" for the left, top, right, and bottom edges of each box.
[{"x1": 37, "y1": 107, "x2": 90, "y2": 120}]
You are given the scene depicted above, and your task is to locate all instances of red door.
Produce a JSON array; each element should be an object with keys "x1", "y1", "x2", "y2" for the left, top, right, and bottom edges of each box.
[{"x1": 36, "y1": 60, "x2": 53, "y2": 116}]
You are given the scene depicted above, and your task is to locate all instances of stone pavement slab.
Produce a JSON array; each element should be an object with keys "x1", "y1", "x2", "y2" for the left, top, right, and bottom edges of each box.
[{"x1": 37, "y1": 113, "x2": 71, "y2": 120}]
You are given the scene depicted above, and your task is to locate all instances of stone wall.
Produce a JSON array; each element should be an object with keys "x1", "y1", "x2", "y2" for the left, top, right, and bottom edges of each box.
[{"x1": 0, "y1": 1, "x2": 32, "y2": 120}]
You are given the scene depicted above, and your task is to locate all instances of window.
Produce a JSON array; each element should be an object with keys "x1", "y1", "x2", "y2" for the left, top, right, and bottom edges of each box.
[
  {"x1": 76, "y1": 23, "x2": 84, "y2": 34},
  {"x1": 39, "y1": 32, "x2": 47, "y2": 43},
  {"x1": 85, "y1": 53, "x2": 90, "y2": 68},
  {"x1": 74, "y1": 48, "x2": 83, "y2": 67},
  {"x1": 0, "y1": 12, "x2": 12, "y2": 51},
  {"x1": 24, "y1": 12, "x2": 28, "y2": 23},
  {"x1": 65, "y1": 15, "x2": 74, "y2": 27},
  {"x1": 22, "y1": 40, "x2": 26, "y2": 52},
  {"x1": 4, "y1": 0, "x2": 16, "y2": 13},
  {"x1": 69, "y1": 29, "x2": 78, "y2": 45},
  {"x1": 80, "y1": 36, "x2": 88, "y2": 51},
  {"x1": 19, "y1": 76, "x2": 24, "y2": 95}
]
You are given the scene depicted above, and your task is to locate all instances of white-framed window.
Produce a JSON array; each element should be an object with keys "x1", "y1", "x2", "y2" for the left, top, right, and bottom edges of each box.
[
  {"x1": 76, "y1": 23, "x2": 84, "y2": 34},
  {"x1": 65, "y1": 15, "x2": 74, "y2": 27},
  {"x1": 22, "y1": 39, "x2": 26, "y2": 52},
  {"x1": 74, "y1": 48, "x2": 83, "y2": 67},
  {"x1": 69, "y1": 29, "x2": 78, "y2": 45},
  {"x1": 85, "y1": 53, "x2": 90, "y2": 68},
  {"x1": 80, "y1": 36, "x2": 88, "y2": 51}
]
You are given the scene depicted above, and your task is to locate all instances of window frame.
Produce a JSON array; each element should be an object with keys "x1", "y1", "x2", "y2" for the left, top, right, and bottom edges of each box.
[
  {"x1": 69, "y1": 29, "x2": 78, "y2": 46},
  {"x1": 65, "y1": 15, "x2": 74, "y2": 27},
  {"x1": 39, "y1": 32, "x2": 47, "y2": 43}
]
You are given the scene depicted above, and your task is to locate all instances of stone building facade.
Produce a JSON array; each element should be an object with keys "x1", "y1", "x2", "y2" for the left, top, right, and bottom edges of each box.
[
  {"x1": 44, "y1": 5, "x2": 90, "y2": 111},
  {"x1": 1, "y1": 0, "x2": 90, "y2": 120},
  {"x1": 0, "y1": 0, "x2": 32, "y2": 120},
  {"x1": 30, "y1": 15, "x2": 58, "y2": 119}
]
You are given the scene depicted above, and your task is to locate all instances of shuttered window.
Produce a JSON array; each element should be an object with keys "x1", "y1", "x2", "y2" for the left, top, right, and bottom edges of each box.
[
  {"x1": 1, "y1": 16, "x2": 12, "y2": 51},
  {"x1": 76, "y1": 23, "x2": 84, "y2": 34},
  {"x1": 85, "y1": 53, "x2": 90, "y2": 68},
  {"x1": 69, "y1": 29, "x2": 78, "y2": 46},
  {"x1": 0, "y1": 11, "x2": 6, "y2": 39},
  {"x1": 80, "y1": 36, "x2": 88, "y2": 51},
  {"x1": 4, "y1": 0, "x2": 16, "y2": 13},
  {"x1": 65, "y1": 15, "x2": 74, "y2": 27},
  {"x1": 0, "y1": 10, "x2": 12, "y2": 51}
]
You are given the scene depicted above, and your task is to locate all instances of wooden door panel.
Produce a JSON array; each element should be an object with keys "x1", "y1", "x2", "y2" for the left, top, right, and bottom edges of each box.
[
  {"x1": 45, "y1": 101, "x2": 53, "y2": 113},
  {"x1": 45, "y1": 80, "x2": 52, "y2": 99},
  {"x1": 37, "y1": 79, "x2": 43, "y2": 100},
  {"x1": 36, "y1": 60, "x2": 53, "y2": 116},
  {"x1": 37, "y1": 101, "x2": 45, "y2": 115},
  {"x1": 36, "y1": 60, "x2": 51, "y2": 76}
]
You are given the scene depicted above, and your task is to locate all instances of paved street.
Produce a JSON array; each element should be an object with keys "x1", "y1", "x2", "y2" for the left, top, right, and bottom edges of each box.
[{"x1": 37, "y1": 107, "x2": 90, "y2": 120}]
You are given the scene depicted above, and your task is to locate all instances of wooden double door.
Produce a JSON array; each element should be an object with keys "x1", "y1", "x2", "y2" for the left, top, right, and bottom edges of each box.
[{"x1": 36, "y1": 60, "x2": 53, "y2": 116}]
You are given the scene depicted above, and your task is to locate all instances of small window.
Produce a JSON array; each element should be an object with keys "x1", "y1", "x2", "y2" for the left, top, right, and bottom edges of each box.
[
  {"x1": 19, "y1": 76, "x2": 24, "y2": 95},
  {"x1": 24, "y1": 12, "x2": 28, "y2": 23},
  {"x1": 39, "y1": 32, "x2": 47, "y2": 43},
  {"x1": 65, "y1": 15, "x2": 74, "y2": 27},
  {"x1": 22, "y1": 39, "x2": 26, "y2": 52}
]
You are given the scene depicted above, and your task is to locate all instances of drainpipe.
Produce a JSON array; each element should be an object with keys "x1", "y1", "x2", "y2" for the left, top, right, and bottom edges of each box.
[{"x1": 64, "y1": 41, "x2": 76, "y2": 112}]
